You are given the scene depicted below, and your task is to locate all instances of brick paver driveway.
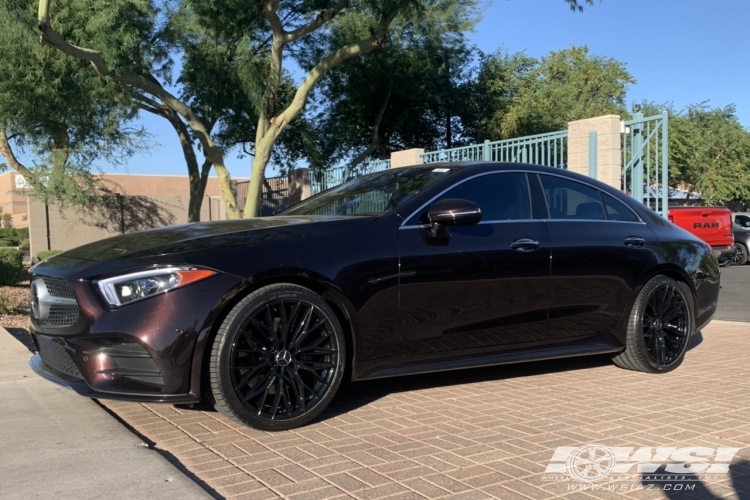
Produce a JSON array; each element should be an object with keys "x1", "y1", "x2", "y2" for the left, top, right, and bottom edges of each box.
[{"x1": 103, "y1": 320, "x2": 750, "y2": 500}]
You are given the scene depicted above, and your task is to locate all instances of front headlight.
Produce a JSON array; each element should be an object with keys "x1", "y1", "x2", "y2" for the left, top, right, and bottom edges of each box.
[{"x1": 95, "y1": 267, "x2": 217, "y2": 308}]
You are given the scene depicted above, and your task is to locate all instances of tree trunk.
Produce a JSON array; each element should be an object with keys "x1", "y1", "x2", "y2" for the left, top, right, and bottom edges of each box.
[
  {"x1": 242, "y1": 11, "x2": 400, "y2": 217},
  {"x1": 36, "y1": 9, "x2": 242, "y2": 219}
]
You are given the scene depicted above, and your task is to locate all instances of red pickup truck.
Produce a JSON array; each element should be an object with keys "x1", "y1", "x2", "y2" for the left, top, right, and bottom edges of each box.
[{"x1": 668, "y1": 207, "x2": 735, "y2": 265}]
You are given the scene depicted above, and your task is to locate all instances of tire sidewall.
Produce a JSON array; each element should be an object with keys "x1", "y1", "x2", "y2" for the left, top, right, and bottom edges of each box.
[
  {"x1": 633, "y1": 276, "x2": 694, "y2": 373},
  {"x1": 212, "y1": 285, "x2": 345, "y2": 431},
  {"x1": 733, "y1": 243, "x2": 748, "y2": 266}
]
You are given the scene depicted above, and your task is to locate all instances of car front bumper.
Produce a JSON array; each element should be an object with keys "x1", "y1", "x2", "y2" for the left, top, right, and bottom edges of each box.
[{"x1": 28, "y1": 271, "x2": 244, "y2": 402}]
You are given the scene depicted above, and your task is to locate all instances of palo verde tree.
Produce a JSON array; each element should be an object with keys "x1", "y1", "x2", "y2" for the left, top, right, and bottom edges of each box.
[
  {"x1": 0, "y1": 0, "x2": 146, "y2": 207},
  {"x1": 304, "y1": 0, "x2": 481, "y2": 169},
  {"x1": 242, "y1": 0, "x2": 593, "y2": 216},
  {"x1": 37, "y1": 0, "x2": 243, "y2": 220}
]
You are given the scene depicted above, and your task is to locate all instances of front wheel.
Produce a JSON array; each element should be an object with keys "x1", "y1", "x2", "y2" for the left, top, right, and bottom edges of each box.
[
  {"x1": 208, "y1": 284, "x2": 346, "y2": 431},
  {"x1": 731, "y1": 243, "x2": 748, "y2": 266},
  {"x1": 613, "y1": 276, "x2": 694, "y2": 373}
]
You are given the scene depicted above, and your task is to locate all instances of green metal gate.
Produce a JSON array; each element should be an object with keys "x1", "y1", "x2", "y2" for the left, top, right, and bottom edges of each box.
[{"x1": 622, "y1": 111, "x2": 669, "y2": 217}]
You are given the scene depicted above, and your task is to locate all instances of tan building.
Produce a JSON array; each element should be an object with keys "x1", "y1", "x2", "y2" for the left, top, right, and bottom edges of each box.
[
  {"x1": 13, "y1": 172, "x2": 248, "y2": 258},
  {"x1": 0, "y1": 170, "x2": 33, "y2": 227}
]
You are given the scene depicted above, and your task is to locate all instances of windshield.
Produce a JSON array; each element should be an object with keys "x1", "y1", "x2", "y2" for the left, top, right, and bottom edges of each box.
[{"x1": 280, "y1": 167, "x2": 458, "y2": 216}]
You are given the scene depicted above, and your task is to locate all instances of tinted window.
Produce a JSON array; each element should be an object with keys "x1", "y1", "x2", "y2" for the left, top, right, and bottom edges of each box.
[
  {"x1": 283, "y1": 167, "x2": 458, "y2": 216},
  {"x1": 419, "y1": 172, "x2": 531, "y2": 223},
  {"x1": 540, "y1": 175, "x2": 605, "y2": 220},
  {"x1": 602, "y1": 194, "x2": 640, "y2": 222}
]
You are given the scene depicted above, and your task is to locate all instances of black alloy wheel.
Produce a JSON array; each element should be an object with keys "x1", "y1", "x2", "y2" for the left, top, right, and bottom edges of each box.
[
  {"x1": 641, "y1": 283, "x2": 690, "y2": 366},
  {"x1": 732, "y1": 243, "x2": 748, "y2": 266},
  {"x1": 613, "y1": 275, "x2": 693, "y2": 373},
  {"x1": 209, "y1": 284, "x2": 345, "y2": 430}
]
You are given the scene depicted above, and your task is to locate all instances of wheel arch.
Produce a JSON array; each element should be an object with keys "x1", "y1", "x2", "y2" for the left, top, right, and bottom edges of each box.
[{"x1": 189, "y1": 273, "x2": 358, "y2": 400}]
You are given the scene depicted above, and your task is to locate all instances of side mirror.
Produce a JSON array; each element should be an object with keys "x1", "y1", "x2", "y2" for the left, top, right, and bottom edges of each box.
[
  {"x1": 428, "y1": 198, "x2": 482, "y2": 226},
  {"x1": 426, "y1": 199, "x2": 482, "y2": 238}
]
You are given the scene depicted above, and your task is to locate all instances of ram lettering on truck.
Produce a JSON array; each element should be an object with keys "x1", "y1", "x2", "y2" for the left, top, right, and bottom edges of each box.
[{"x1": 669, "y1": 207, "x2": 735, "y2": 265}]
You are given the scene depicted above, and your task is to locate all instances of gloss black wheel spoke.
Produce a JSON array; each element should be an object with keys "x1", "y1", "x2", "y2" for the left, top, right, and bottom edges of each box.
[
  {"x1": 242, "y1": 367, "x2": 277, "y2": 403},
  {"x1": 642, "y1": 284, "x2": 689, "y2": 367},
  {"x1": 229, "y1": 297, "x2": 338, "y2": 421},
  {"x1": 232, "y1": 360, "x2": 272, "y2": 388}
]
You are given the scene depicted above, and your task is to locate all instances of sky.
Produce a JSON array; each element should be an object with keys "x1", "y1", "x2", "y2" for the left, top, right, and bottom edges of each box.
[{"x1": 40, "y1": 0, "x2": 750, "y2": 180}]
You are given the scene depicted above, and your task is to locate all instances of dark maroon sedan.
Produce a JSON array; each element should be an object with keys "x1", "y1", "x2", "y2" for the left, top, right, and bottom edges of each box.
[{"x1": 30, "y1": 163, "x2": 720, "y2": 430}]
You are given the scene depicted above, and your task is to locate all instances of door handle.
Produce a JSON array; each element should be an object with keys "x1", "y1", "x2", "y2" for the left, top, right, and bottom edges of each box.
[
  {"x1": 624, "y1": 236, "x2": 645, "y2": 248},
  {"x1": 511, "y1": 238, "x2": 540, "y2": 252}
]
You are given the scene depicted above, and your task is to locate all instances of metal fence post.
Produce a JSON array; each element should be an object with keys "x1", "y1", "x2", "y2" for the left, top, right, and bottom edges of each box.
[
  {"x1": 588, "y1": 131, "x2": 598, "y2": 179},
  {"x1": 482, "y1": 140, "x2": 491, "y2": 161},
  {"x1": 632, "y1": 112, "x2": 644, "y2": 203}
]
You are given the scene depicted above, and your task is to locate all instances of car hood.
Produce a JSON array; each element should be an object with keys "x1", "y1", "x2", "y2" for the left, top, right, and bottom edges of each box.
[{"x1": 32, "y1": 216, "x2": 374, "y2": 279}]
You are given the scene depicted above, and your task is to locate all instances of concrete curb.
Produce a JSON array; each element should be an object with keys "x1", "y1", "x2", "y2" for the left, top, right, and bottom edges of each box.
[{"x1": 0, "y1": 326, "x2": 212, "y2": 500}]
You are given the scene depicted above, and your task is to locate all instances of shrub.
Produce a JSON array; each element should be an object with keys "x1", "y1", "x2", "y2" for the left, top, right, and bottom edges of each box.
[
  {"x1": 0, "y1": 290, "x2": 13, "y2": 315},
  {"x1": 0, "y1": 248, "x2": 23, "y2": 285},
  {"x1": 0, "y1": 227, "x2": 27, "y2": 246},
  {"x1": 0, "y1": 239, "x2": 12, "y2": 247},
  {"x1": 37, "y1": 250, "x2": 62, "y2": 262},
  {"x1": 20, "y1": 239, "x2": 30, "y2": 251}
]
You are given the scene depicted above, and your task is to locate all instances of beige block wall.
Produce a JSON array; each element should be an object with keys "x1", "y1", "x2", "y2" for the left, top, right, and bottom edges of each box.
[
  {"x1": 28, "y1": 194, "x2": 218, "y2": 258},
  {"x1": 390, "y1": 148, "x2": 425, "y2": 168},
  {"x1": 567, "y1": 115, "x2": 622, "y2": 190}
]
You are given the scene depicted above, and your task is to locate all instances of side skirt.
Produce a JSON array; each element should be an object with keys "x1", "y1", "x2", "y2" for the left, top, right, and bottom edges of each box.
[{"x1": 353, "y1": 334, "x2": 623, "y2": 381}]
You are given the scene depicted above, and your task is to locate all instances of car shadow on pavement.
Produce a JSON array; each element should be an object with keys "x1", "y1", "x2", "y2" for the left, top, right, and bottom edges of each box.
[
  {"x1": 642, "y1": 458, "x2": 750, "y2": 499},
  {"x1": 176, "y1": 330, "x2": 706, "y2": 425},
  {"x1": 316, "y1": 330, "x2": 707, "y2": 424}
]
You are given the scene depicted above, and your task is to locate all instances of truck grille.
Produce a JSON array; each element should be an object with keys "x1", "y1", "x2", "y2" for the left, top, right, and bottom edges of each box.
[{"x1": 35, "y1": 335, "x2": 83, "y2": 379}]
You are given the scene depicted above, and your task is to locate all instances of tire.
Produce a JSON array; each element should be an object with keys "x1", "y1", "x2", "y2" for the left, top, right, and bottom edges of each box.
[
  {"x1": 731, "y1": 243, "x2": 748, "y2": 266},
  {"x1": 612, "y1": 276, "x2": 694, "y2": 373},
  {"x1": 208, "y1": 284, "x2": 346, "y2": 431}
]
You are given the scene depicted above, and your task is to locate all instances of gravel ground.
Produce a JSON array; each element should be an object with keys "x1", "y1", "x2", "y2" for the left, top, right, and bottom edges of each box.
[{"x1": 0, "y1": 280, "x2": 34, "y2": 352}]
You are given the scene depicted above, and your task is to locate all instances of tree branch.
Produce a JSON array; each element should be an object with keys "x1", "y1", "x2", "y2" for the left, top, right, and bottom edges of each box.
[
  {"x1": 284, "y1": 0, "x2": 349, "y2": 43},
  {"x1": 0, "y1": 128, "x2": 34, "y2": 179},
  {"x1": 37, "y1": 11, "x2": 241, "y2": 219},
  {"x1": 347, "y1": 85, "x2": 392, "y2": 168},
  {"x1": 271, "y1": 10, "x2": 398, "y2": 135}
]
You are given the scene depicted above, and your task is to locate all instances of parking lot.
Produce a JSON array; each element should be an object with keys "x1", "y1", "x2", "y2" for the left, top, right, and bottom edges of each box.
[{"x1": 98, "y1": 266, "x2": 750, "y2": 500}]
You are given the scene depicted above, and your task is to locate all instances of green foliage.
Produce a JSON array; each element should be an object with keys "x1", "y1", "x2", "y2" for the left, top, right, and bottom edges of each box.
[
  {"x1": 19, "y1": 239, "x2": 30, "y2": 252},
  {"x1": 0, "y1": 239, "x2": 13, "y2": 247},
  {"x1": 37, "y1": 249, "x2": 63, "y2": 261},
  {"x1": 0, "y1": 289, "x2": 13, "y2": 315},
  {"x1": 306, "y1": 0, "x2": 482, "y2": 167},
  {"x1": 0, "y1": 227, "x2": 28, "y2": 245},
  {"x1": 0, "y1": 248, "x2": 23, "y2": 286},
  {"x1": 462, "y1": 46, "x2": 634, "y2": 141},
  {"x1": 642, "y1": 102, "x2": 750, "y2": 204},
  {"x1": 0, "y1": 0, "x2": 151, "y2": 207}
]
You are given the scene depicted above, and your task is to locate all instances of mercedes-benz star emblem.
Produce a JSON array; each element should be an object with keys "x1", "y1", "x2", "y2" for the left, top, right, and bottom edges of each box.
[{"x1": 275, "y1": 350, "x2": 292, "y2": 367}]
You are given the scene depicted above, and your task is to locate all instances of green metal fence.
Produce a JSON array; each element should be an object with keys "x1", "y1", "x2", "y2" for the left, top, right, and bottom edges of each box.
[
  {"x1": 622, "y1": 111, "x2": 669, "y2": 218},
  {"x1": 421, "y1": 130, "x2": 568, "y2": 168},
  {"x1": 310, "y1": 159, "x2": 391, "y2": 195}
]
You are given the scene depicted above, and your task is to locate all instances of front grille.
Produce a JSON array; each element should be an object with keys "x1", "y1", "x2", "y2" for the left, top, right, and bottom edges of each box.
[
  {"x1": 33, "y1": 276, "x2": 80, "y2": 328},
  {"x1": 35, "y1": 335, "x2": 83, "y2": 379},
  {"x1": 47, "y1": 304, "x2": 81, "y2": 327},
  {"x1": 41, "y1": 277, "x2": 75, "y2": 299}
]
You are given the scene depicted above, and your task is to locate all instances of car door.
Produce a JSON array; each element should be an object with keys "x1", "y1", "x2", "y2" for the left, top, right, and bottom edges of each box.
[
  {"x1": 395, "y1": 171, "x2": 552, "y2": 358},
  {"x1": 535, "y1": 173, "x2": 657, "y2": 339}
]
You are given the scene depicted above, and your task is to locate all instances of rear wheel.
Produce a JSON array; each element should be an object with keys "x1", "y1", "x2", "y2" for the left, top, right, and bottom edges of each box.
[
  {"x1": 208, "y1": 284, "x2": 345, "y2": 431},
  {"x1": 613, "y1": 276, "x2": 693, "y2": 373},
  {"x1": 731, "y1": 243, "x2": 748, "y2": 266}
]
